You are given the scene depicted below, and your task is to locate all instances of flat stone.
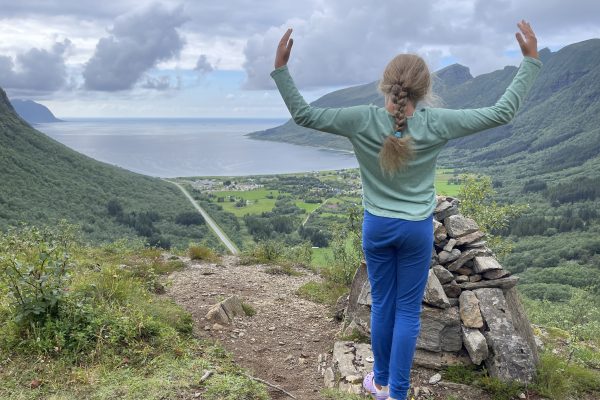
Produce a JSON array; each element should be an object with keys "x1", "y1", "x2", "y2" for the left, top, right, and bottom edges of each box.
[
  {"x1": 417, "y1": 305, "x2": 462, "y2": 352},
  {"x1": 454, "y1": 266, "x2": 473, "y2": 275},
  {"x1": 438, "y1": 248, "x2": 461, "y2": 264},
  {"x1": 473, "y1": 257, "x2": 503, "y2": 274},
  {"x1": 458, "y1": 276, "x2": 519, "y2": 290},
  {"x1": 466, "y1": 240, "x2": 487, "y2": 248},
  {"x1": 455, "y1": 231, "x2": 486, "y2": 246},
  {"x1": 447, "y1": 249, "x2": 491, "y2": 272},
  {"x1": 455, "y1": 275, "x2": 469, "y2": 283},
  {"x1": 469, "y1": 274, "x2": 483, "y2": 282},
  {"x1": 423, "y1": 269, "x2": 451, "y2": 309},
  {"x1": 432, "y1": 265, "x2": 454, "y2": 284},
  {"x1": 459, "y1": 290, "x2": 484, "y2": 328},
  {"x1": 462, "y1": 326, "x2": 488, "y2": 365},
  {"x1": 483, "y1": 269, "x2": 511, "y2": 280},
  {"x1": 444, "y1": 215, "x2": 480, "y2": 238}
]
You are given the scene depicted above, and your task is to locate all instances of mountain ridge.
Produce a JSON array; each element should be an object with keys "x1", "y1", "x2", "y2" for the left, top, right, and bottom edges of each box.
[
  {"x1": 10, "y1": 99, "x2": 62, "y2": 123},
  {"x1": 248, "y1": 39, "x2": 600, "y2": 184}
]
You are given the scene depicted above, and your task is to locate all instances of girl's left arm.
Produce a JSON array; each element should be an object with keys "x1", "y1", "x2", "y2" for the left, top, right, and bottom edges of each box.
[{"x1": 271, "y1": 29, "x2": 367, "y2": 138}]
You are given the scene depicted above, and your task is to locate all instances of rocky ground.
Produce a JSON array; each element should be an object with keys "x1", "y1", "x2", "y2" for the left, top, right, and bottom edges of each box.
[{"x1": 163, "y1": 255, "x2": 518, "y2": 400}]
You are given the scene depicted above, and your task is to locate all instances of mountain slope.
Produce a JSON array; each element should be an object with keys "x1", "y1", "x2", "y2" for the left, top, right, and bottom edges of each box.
[
  {"x1": 10, "y1": 99, "x2": 62, "y2": 123},
  {"x1": 0, "y1": 87, "x2": 215, "y2": 248},
  {"x1": 249, "y1": 39, "x2": 600, "y2": 182}
]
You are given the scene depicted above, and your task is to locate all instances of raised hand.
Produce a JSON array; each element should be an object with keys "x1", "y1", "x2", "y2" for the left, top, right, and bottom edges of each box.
[
  {"x1": 274, "y1": 28, "x2": 294, "y2": 69},
  {"x1": 516, "y1": 20, "x2": 538, "y2": 59}
]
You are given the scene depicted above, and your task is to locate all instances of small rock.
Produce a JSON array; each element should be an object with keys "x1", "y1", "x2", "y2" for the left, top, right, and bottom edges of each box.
[
  {"x1": 423, "y1": 269, "x2": 451, "y2": 309},
  {"x1": 212, "y1": 323, "x2": 224, "y2": 331},
  {"x1": 519, "y1": 393, "x2": 527, "y2": 399},
  {"x1": 473, "y1": 256, "x2": 503, "y2": 274},
  {"x1": 443, "y1": 238, "x2": 458, "y2": 252},
  {"x1": 268, "y1": 326, "x2": 276, "y2": 331},
  {"x1": 429, "y1": 373, "x2": 442, "y2": 384}
]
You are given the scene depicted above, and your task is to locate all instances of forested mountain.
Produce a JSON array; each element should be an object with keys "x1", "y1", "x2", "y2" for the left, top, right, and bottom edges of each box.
[
  {"x1": 249, "y1": 39, "x2": 600, "y2": 181},
  {"x1": 0, "y1": 87, "x2": 217, "y2": 248},
  {"x1": 9, "y1": 99, "x2": 62, "y2": 123}
]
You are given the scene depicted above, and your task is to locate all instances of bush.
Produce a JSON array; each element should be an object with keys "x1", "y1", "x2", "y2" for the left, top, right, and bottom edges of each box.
[
  {"x1": 0, "y1": 222, "x2": 76, "y2": 325},
  {"x1": 188, "y1": 244, "x2": 219, "y2": 262}
]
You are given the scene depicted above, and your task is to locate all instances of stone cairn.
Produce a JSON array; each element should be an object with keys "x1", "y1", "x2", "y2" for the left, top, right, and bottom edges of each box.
[{"x1": 323, "y1": 196, "x2": 539, "y2": 395}]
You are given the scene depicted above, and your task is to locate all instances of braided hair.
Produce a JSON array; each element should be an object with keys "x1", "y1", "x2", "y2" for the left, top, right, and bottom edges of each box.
[{"x1": 378, "y1": 54, "x2": 431, "y2": 175}]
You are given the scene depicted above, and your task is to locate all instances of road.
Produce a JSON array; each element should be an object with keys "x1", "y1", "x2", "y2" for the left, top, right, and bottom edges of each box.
[{"x1": 168, "y1": 181, "x2": 240, "y2": 255}]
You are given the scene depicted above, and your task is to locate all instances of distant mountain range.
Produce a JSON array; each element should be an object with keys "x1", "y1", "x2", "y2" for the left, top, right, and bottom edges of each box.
[
  {"x1": 9, "y1": 99, "x2": 62, "y2": 123},
  {"x1": 249, "y1": 39, "x2": 600, "y2": 185}
]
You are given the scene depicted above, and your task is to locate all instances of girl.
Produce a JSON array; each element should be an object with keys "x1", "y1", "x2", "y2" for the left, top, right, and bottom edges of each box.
[{"x1": 271, "y1": 21, "x2": 540, "y2": 400}]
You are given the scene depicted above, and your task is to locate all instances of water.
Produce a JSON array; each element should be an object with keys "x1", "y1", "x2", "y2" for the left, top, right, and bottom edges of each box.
[{"x1": 36, "y1": 118, "x2": 358, "y2": 178}]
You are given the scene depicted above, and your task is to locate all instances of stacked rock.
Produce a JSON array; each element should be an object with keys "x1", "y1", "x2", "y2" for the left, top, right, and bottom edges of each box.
[{"x1": 328, "y1": 196, "x2": 538, "y2": 393}]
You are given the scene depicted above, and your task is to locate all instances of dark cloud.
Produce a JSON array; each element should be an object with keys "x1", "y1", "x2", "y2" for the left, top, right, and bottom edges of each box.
[
  {"x1": 0, "y1": 39, "x2": 71, "y2": 92},
  {"x1": 194, "y1": 54, "x2": 214, "y2": 75},
  {"x1": 243, "y1": 0, "x2": 600, "y2": 89},
  {"x1": 83, "y1": 4, "x2": 187, "y2": 91}
]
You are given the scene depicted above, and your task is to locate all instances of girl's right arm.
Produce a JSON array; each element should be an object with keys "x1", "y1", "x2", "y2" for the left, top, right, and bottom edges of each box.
[
  {"x1": 429, "y1": 20, "x2": 541, "y2": 140},
  {"x1": 270, "y1": 28, "x2": 368, "y2": 139}
]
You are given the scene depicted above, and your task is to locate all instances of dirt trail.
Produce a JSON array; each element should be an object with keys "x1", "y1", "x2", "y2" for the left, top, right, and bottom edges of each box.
[
  {"x1": 166, "y1": 256, "x2": 500, "y2": 400},
  {"x1": 167, "y1": 255, "x2": 339, "y2": 399}
]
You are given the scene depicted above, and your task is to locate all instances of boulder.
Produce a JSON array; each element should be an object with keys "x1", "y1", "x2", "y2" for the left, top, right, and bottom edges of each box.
[
  {"x1": 474, "y1": 288, "x2": 537, "y2": 383},
  {"x1": 417, "y1": 306, "x2": 462, "y2": 352},
  {"x1": 205, "y1": 295, "x2": 245, "y2": 325}
]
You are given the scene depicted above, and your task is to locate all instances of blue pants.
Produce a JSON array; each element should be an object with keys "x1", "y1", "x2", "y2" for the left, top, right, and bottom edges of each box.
[{"x1": 362, "y1": 210, "x2": 433, "y2": 400}]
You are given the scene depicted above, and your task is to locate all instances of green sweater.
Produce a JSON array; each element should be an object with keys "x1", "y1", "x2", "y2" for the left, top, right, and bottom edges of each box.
[{"x1": 271, "y1": 57, "x2": 542, "y2": 220}]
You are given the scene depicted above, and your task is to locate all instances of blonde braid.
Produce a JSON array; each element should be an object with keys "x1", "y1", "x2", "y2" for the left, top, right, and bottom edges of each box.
[
  {"x1": 378, "y1": 54, "x2": 431, "y2": 175},
  {"x1": 379, "y1": 83, "x2": 414, "y2": 175}
]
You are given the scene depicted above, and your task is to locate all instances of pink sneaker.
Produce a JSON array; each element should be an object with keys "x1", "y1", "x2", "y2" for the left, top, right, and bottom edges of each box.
[{"x1": 362, "y1": 371, "x2": 389, "y2": 400}]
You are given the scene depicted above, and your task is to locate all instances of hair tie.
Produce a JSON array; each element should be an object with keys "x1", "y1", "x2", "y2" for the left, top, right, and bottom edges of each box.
[{"x1": 394, "y1": 131, "x2": 402, "y2": 138}]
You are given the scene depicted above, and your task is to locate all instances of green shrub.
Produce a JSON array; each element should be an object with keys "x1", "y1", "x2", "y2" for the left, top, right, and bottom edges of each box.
[
  {"x1": 241, "y1": 302, "x2": 256, "y2": 317},
  {"x1": 189, "y1": 244, "x2": 220, "y2": 262},
  {"x1": 533, "y1": 352, "x2": 600, "y2": 399},
  {"x1": 0, "y1": 222, "x2": 76, "y2": 325}
]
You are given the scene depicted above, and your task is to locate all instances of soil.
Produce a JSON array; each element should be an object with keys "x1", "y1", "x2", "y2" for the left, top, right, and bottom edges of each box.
[{"x1": 165, "y1": 256, "x2": 541, "y2": 400}]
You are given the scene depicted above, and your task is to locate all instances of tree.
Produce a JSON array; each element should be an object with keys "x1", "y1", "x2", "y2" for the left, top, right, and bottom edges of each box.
[{"x1": 458, "y1": 175, "x2": 527, "y2": 257}]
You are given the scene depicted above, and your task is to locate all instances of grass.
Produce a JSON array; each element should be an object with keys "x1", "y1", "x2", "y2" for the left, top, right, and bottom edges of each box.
[
  {"x1": 209, "y1": 189, "x2": 280, "y2": 216},
  {"x1": 0, "y1": 231, "x2": 267, "y2": 400},
  {"x1": 296, "y1": 280, "x2": 348, "y2": 306},
  {"x1": 188, "y1": 244, "x2": 220, "y2": 262}
]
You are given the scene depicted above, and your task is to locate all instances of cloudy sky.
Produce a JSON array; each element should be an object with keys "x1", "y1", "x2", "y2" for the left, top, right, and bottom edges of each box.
[{"x1": 1, "y1": 0, "x2": 599, "y2": 118}]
